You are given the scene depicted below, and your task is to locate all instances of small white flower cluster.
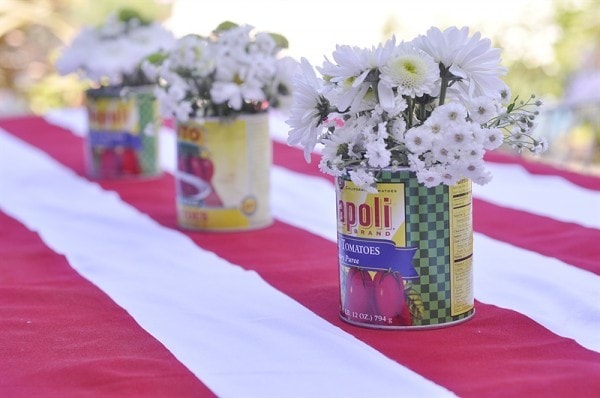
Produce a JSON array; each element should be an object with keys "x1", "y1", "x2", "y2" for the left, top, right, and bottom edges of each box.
[
  {"x1": 55, "y1": 10, "x2": 175, "y2": 87},
  {"x1": 286, "y1": 26, "x2": 547, "y2": 191},
  {"x1": 143, "y1": 22, "x2": 298, "y2": 121}
]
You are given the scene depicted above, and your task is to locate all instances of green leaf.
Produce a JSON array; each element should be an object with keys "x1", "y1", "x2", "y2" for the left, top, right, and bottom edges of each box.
[
  {"x1": 118, "y1": 8, "x2": 150, "y2": 24},
  {"x1": 145, "y1": 51, "x2": 168, "y2": 65},
  {"x1": 214, "y1": 21, "x2": 239, "y2": 33},
  {"x1": 268, "y1": 32, "x2": 289, "y2": 49}
]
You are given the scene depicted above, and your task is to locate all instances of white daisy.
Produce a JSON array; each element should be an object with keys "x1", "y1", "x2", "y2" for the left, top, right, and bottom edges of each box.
[
  {"x1": 172, "y1": 35, "x2": 216, "y2": 76},
  {"x1": 318, "y1": 154, "x2": 345, "y2": 177},
  {"x1": 317, "y1": 45, "x2": 374, "y2": 112},
  {"x1": 415, "y1": 167, "x2": 443, "y2": 188},
  {"x1": 470, "y1": 166, "x2": 493, "y2": 185},
  {"x1": 286, "y1": 58, "x2": 327, "y2": 162},
  {"x1": 405, "y1": 125, "x2": 434, "y2": 154},
  {"x1": 349, "y1": 168, "x2": 378, "y2": 193},
  {"x1": 460, "y1": 142, "x2": 485, "y2": 161},
  {"x1": 483, "y1": 127, "x2": 505, "y2": 150},
  {"x1": 442, "y1": 125, "x2": 470, "y2": 147},
  {"x1": 430, "y1": 140, "x2": 455, "y2": 163},
  {"x1": 438, "y1": 164, "x2": 462, "y2": 186},
  {"x1": 365, "y1": 138, "x2": 391, "y2": 168},
  {"x1": 379, "y1": 43, "x2": 439, "y2": 99},
  {"x1": 458, "y1": 158, "x2": 488, "y2": 181},
  {"x1": 467, "y1": 96, "x2": 498, "y2": 124},
  {"x1": 470, "y1": 124, "x2": 486, "y2": 145},
  {"x1": 413, "y1": 26, "x2": 507, "y2": 101},
  {"x1": 431, "y1": 102, "x2": 468, "y2": 125},
  {"x1": 210, "y1": 80, "x2": 265, "y2": 110},
  {"x1": 389, "y1": 117, "x2": 407, "y2": 143},
  {"x1": 322, "y1": 124, "x2": 361, "y2": 159},
  {"x1": 473, "y1": 172, "x2": 493, "y2": 185}
]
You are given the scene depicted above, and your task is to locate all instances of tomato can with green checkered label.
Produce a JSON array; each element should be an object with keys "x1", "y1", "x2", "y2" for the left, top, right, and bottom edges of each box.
[
  {"x1": 336, "y1": 168, "x2": 474, "y2": 329},
  {"x1": 85, "y1": 86, "x2": 160, "y2": 179}
]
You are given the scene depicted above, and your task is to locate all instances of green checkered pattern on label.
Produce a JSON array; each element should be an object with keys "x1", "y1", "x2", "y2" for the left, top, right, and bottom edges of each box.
[
  {"x1": 378, "y1": 169, "x2": 473, "y2": 326},
  {"x1": 135, "y1": 90, "x2": 160, "y2": 175},
  {"x1": 87, "y1": 86, "x2": 160, "y2": 177}
]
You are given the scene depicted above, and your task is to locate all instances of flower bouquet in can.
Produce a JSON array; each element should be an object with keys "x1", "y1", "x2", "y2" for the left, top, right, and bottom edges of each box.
[
  {"x1": 55, "y1": 9, "x2": 175, "y2": 179},
  {"x1": 286, "y1": 26, "x2": 547, "y2": 191},
  {"x1": 142, "y1": 22, "x2": 298, "y2": 231},
  {"x1": 286, "y1": 26, "x2": 548, "y2": 328},
  {"x1": 56, "y1": 9, "x2": 175, "y2": 88},
  {"x1": 142, "y1": 21, "x2": 297, "y2": 122}
]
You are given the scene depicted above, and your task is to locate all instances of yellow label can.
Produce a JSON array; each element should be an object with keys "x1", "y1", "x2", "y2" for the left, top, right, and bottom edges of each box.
[{"x1": 175, "y1": 113, "x2": 272, "y2": 231}]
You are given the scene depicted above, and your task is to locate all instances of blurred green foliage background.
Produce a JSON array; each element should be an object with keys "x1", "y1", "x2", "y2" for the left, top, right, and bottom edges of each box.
[{"x1": 0, "y1": 0, "x2": 171, "y2": 115}]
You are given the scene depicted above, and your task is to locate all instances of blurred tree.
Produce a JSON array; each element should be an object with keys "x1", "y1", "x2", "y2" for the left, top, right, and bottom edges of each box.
[
  {"x1": 503, "y1": 0, "x2": 600, "y2": 171},
  {"x1": 502, "y1": 0, "x2": 600, "y2": 101}
]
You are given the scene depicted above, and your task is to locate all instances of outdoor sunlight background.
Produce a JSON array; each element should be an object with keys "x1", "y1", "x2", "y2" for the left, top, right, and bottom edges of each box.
[
  {"x1": 0, "y1": 0, "x2": 590, "y2": 114},
  {"x1": 1, "y1": 0, "x2": 599, "y2": 171},
  {"x1": 166, "y1": 0, "x2": 558, "y2": 69}
]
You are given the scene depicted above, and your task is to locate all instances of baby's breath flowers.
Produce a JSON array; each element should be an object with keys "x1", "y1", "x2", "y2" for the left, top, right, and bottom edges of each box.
[
  {"x1": 142, "y1": 21, "x2": 298, "y2": 121},
  {"x1": 286, "y1": 26, "x2": 547, "y2": 191}
]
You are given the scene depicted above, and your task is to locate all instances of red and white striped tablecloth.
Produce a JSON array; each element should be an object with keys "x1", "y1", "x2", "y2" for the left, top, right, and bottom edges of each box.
[{"x1": 1, "y1": 108, "x2": 599, "y2": 397}]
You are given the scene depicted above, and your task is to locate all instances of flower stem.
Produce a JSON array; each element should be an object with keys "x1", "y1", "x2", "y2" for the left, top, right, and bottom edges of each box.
[{"x1": 439, "y1": 74, "x2": 448, "y2": 106}]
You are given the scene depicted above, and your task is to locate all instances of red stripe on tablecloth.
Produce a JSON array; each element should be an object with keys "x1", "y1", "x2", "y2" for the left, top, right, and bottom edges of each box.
[
  {"x1": 485, "y1": 151, "x2": 600, "y2": 191},
  {"x1": 0, "y1": 212, "x2": 216, "y2": 398},
  {"x1": 2, "y1": 116, "x2": 600, "y2": 397},
  {"x1": 474, "y1": 198, "x2": 600, "y2": 276}
]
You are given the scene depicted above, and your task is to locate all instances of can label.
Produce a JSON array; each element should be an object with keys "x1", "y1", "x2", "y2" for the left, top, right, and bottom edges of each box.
[
  {"x1": 85, "y1": 87, "x2": 160, "y2": 179},
  {"x1": 175, "y1": 113, "x2": 272, "y2": 231},
  {"x1": 336, "y1": 169, "x2": 474, "y2": 329}
]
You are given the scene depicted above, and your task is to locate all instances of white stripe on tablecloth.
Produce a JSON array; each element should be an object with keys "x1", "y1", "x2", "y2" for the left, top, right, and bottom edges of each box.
[
  {"x1": 473, "y1": 162, "x2": 600, "y2": 229},
  {"x1": 44, "y1": 108, "x2": 600, "y2": 230},
  {"x1": 42, "y1": 109, "x2": 600, "y2": 352},
  {"x1": 0, "y1": 129, "x2": 455, "y2": 398},
  {"x1": 44, "y1": 107, "x2": 87, "y2": 136}
]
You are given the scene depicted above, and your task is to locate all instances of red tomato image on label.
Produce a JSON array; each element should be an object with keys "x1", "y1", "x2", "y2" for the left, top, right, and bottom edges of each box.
[
  {"x1": 373, "y1": 271, "x2": 412, "y2": 326},
  {"x1": 344, "y1": 267, "x2": 375, "y2": 321},
  {"x1": 190, "y1": 157, "x2": 214, "y2": 182},
  {"x1": 190, "y1": 155, "x2": 222, "y2": 206},
  {"x1": 121, "y1": 148, "x2": 141, "y2": 175},
  {"x1": 177, "y1": 153, "x2": 198, "y2": 197},
  {"x1": 177, "y1": 152, "x2": 188, "y2": 172},
  {"x1": 99, "y1": 147, "x2": 119, "y2": 178},
  {"x1": 190, "y1": 156, "x2": 214, "y2": 182}
]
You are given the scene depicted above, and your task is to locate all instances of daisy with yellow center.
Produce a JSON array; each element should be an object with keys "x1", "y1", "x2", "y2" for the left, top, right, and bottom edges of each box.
[{"x1": 380, "y1": 46, "x2": 438, "y2": 98}]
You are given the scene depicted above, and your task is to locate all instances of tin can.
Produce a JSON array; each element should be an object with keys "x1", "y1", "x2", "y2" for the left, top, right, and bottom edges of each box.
[
  {"x1": 175, "y1": 112, "x2": 272, "y2": 231},
  {"x1": 85, "y1": 86, "x2": 160, "y2": 179},
  {"x1": 336, "y1": 168, "x2": 474, "y2": 329}
]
